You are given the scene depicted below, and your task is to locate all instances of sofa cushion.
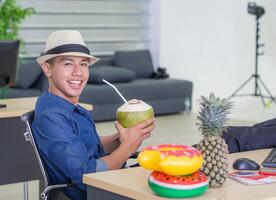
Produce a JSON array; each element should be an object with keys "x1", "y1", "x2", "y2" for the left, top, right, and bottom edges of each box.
[
  {"x1": 81, "y1": 78, "x2": 193, "y2": 105},
  {"x1": 93, "y1": 56, "x2": 115, "y2": 67},
  {"x1": 16, "y1": 59, "x2": 42, "y2": 89},
  {"x1": 88, "y1": 66, "x2": 136, "y2": 84},
  {"x1": 114, "y1": 49, "x2": 154, "y2": 78},
  {"x1": 32, "y1": 74, "x2": 49, "y2": 91}
]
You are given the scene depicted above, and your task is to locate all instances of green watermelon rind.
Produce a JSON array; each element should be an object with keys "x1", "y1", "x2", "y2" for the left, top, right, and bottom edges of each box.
[
  {"x1": 148, "y1": 173, "x2": 208, "y2": 198},
  {"x1": 148, "y1": 180, "x2": 208, "y2": 198}
]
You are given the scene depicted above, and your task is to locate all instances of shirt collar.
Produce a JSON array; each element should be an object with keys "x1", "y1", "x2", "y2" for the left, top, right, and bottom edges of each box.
[{"x1": 42, "y1": 91, "x2": 80, "y2": 112}]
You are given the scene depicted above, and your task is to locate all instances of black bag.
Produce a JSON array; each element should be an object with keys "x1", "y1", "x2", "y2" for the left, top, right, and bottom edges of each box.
[{"x1": 151, "y1": 67, "x2": 169, "y2": 79}]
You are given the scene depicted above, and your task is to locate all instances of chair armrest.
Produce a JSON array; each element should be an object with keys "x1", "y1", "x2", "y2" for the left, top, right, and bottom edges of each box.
[{"x1": 41, "y1": 183, "x2": 74, "y2": 199}]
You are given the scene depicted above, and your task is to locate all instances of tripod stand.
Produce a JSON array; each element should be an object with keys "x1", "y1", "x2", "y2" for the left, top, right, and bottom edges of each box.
[{"x1": 229, "y1": 15, "x2": 276, "y2": 106}]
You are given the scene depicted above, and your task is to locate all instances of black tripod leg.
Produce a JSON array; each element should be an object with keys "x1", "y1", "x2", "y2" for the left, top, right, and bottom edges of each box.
[
  {"x1": 229, "y1": 76, "x2": 253, "y2": 98},
  {"x1": 258, "y1": 77, "x2": 276, "y2": 104},
  {"x1": 256, "y1": 83, "x2": 266, "y2": 106}
]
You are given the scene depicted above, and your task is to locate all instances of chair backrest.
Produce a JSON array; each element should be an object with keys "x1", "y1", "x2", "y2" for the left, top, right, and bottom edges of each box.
[
  {"x1": 22, "y1": 111, "x2": 72, "y2": 200},
  {"x1": 21, "y1": 110, "x2": 50, "y2": 188},
  {"x1": 0, "y1": 40, "x2": 20, "y2": 86}
]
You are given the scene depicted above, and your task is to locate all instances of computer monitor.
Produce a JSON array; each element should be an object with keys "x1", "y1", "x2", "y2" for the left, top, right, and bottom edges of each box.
[
  {"x1": 0, "y1": 40, "x2": 20, "y2": 108},
  {"x1": 0, "y1": 40, "x2": 20, "y2": 87}
]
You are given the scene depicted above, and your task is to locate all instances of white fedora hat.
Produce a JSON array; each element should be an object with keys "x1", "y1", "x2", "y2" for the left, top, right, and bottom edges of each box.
[{"x1": 36, "y1": 30, "x2": 99, "y2": 66}]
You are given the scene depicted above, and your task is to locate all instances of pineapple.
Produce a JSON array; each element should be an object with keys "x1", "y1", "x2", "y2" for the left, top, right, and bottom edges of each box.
[{"x1": 196, "y1": 93, "x2": 232, "y2": 187}]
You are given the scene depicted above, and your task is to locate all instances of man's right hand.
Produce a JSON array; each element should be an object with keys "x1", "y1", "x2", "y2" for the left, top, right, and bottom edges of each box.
[
  {"x1": 115, "y1": 118, "x2": 155, "y2": 155},
  {"x1": 101, "y1": 118, "x2": 155, "y2": 170}
]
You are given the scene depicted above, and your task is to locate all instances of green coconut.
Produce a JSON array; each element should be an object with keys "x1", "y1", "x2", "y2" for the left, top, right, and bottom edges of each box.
[{"x1": 116, "y1": 101, "x2": 154, "y2": 128}]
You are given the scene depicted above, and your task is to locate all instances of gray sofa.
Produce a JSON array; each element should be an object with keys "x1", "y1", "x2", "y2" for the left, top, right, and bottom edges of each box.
[{"x1": 8, "y1": 50, "x2": 193, "y2": 121}]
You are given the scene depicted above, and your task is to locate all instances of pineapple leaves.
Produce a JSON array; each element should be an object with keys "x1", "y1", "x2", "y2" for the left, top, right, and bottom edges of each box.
[{"x1": 196, "y1": 92, "x2": 233, "y2": 137}]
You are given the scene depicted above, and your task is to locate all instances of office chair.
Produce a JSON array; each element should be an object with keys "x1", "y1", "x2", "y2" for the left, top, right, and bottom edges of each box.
[
  {"x1": 21, "y1": 110, "x2": 72, "y2": 200},
  {"x1": 21, "y1": 110, "x2": 140, "y2": 199}
]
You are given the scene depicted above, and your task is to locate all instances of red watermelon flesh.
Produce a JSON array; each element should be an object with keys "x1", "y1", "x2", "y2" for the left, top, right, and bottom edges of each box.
[
  {"x1": 151, "y1": 171, "x2": 208, "y2": 185},
  {"x1": 148, "y1": 171, "x2": 208, "y2": 198}
]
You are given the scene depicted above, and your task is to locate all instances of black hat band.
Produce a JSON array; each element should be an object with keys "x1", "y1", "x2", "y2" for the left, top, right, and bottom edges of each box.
[{"x1": 43, "y1": 44, "x2": 90, "y2": 56}]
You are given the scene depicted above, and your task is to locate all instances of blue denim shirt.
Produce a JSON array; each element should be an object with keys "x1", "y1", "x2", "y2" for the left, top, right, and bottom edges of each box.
[{"x1": 32, "y1": 91, "x2": 108, "y2": 200}]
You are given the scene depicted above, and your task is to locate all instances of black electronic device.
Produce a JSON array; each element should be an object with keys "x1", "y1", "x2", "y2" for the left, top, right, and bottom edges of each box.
[
  {"x1": 229, "y1": 2, "x2": 276, "y2": 106},
  {"x1": 247, "y1": 2, "x2": 265, "y2": 19},
  {"x1": 0, "y1": 40, "x2": 20, "y2": 108},
  {"x1": 0, "y1": 104, "x2": 7, "y2": 108},
  {"x1": 262, "y1": 147, "x2": 276, "y2": 168},
  {"x1": 0, "y1": 40, "x2": 20, "y2": 86},
  {"x1": 233, "y1": 158, "x2": 260, "y2": 170}
]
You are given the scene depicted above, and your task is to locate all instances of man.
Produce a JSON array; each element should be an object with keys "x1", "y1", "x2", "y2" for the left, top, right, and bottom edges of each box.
[{"x1": 32, "y1": 30, "x2": 155, "y2": 199}]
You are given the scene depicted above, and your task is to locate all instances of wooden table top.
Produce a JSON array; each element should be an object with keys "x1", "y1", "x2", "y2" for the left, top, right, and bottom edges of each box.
[
  {"x1": 83, "y1": 149, "x2": 275, "y2": 200},
  {"x1": 0, "y1": 97, "x2": 92, "y2": 118}
]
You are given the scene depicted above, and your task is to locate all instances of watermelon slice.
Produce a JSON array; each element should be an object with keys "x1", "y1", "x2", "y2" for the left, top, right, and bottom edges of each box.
[{"x1": 148, "y1": 171, "x2": 208, "y2": 198}]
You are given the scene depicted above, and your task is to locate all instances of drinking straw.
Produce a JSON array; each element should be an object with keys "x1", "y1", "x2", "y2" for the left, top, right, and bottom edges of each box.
[{"x1": 102, "y1": 79, "x2": 128, "y2": 104}]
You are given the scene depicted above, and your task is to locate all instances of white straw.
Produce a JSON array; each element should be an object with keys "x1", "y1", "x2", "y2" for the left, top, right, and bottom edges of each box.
[{"x1": 102, "y1": 79, "x2": 129, "y2": 104}]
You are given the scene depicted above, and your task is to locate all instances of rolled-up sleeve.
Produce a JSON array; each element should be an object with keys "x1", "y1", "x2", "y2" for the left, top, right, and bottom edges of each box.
[{"x1": 96, "y1": 159, "x2": 108, "y2": 171}]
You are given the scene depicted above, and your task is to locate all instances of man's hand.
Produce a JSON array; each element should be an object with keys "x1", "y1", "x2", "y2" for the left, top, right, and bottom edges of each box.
[
  {"x1": 101, "y1": 117, "x2": 155, "y2": 170},
  {"x1": 115, "y1": 118, "x2": 155, "y2": 155}
]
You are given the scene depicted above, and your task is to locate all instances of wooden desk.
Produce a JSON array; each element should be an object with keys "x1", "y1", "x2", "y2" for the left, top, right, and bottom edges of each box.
[
  {"x1": 0, "y1": 97, "x2": 92, "y2": 118},
  {"x1": 0, "y1": 97, "x2": 92, "y2": 185},
  {"x1": 83, "y1": 149, "x2": 274, "y2": 200}
]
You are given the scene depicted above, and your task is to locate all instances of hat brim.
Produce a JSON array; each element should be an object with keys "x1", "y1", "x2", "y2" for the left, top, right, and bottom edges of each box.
[{"x1": 36, "y1": 52, "x2": 100, "y2": 66}]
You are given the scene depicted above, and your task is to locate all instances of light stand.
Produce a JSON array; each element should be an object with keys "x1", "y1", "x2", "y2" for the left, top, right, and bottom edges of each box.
[{"x1": 229, "y1": 2, "x2": 276, "y2": 105}]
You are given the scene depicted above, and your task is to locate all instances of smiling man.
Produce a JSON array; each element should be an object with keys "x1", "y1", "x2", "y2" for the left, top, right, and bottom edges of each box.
[
  {"x1": 32, "y1": 30, "x2": 155, "y2": 200},
  {"x1": 42, "y1": 56, "x2": 89, "y2": 104}
]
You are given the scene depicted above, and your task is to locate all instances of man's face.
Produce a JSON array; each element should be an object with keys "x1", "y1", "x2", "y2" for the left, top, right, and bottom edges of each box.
[{"x1": 42, "y1": 56, "x2": 89, "y2": 104}]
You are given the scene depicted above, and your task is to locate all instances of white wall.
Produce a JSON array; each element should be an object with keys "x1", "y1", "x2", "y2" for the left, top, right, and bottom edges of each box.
[
  {"x1": 159, "y1": 0, "x2": 276, "y2": 109},
  {"x1": 18, "y1": 0, "x2": 152, "y2": 58}
]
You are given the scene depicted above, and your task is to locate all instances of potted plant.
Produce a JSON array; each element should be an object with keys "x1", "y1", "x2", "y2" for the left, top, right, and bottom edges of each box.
[
  {"x1": 0, "y1": 0, "x2": 35, "y2": 100},
  {"x1": 0, "y1": 0, "x2": 35, "y2": 41}
]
